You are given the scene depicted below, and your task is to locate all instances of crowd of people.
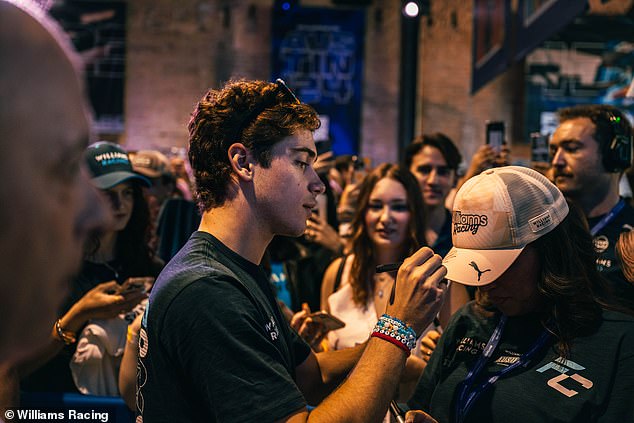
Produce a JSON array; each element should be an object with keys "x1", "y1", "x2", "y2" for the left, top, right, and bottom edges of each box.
[{"x1": 1, "y1": 1, "x2": 634, "y2": 422}]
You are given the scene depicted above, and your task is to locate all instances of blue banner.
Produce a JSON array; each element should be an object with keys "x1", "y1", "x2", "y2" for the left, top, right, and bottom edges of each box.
[{"x1": 272, "y1": 4, "x2": 365, "y2": 155}]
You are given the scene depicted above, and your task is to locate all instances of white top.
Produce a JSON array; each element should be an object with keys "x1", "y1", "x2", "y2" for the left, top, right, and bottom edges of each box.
[
  {"x1": 327, "y1": 256, "x2": 377, "y2": 350},
  {"x1": 326, "y1": 256, "x2": 431, "y2": 359},
  {"x1": 70, "y1": 300, "x2": 146, "y2": 396}
]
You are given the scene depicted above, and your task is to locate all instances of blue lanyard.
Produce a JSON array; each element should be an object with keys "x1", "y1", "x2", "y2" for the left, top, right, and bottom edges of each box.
[
  {"x1": 454, "y1": 315, "x2": 552, "y2": 423},
  {"x1": 590, "y1": 199, "x2": 625, "y2": 236}
]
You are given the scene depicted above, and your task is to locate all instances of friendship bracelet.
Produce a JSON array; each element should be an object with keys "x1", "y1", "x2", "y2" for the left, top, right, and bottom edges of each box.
[
  {"x1": 371, "y1": 314, "x2": 417, "y2": 357},
  {"x1": 54, "y1": 319, "x2": 76, "y2": 345},
  {"x1": 371, "y1": 332, "x2": 411, "y2": 356}
]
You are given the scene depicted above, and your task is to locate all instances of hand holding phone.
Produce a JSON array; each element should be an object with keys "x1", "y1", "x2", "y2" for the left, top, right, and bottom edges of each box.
[
  {"x1": 308, "y1": 311, "x2": 346, "y2": 331},
  {"x1": 486, "y1": 121, "x2": 505, "y2": 154},
  {"x1": 117, "y1": 277, "x2": 154, "y2": 295}
]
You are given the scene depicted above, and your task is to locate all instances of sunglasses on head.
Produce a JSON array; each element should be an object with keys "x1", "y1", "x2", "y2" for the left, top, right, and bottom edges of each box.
[{"x1": 275, "y1": 78, "x2": 300, "y2": 104}]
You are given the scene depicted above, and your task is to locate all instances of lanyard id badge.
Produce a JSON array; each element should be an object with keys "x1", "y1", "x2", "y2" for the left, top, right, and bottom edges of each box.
[
  {"x1": 454, "y1": 315, "x2": 552, "y2": 423},
  {"x1": 590, "y1": 198, "x2": 625, "y2": 236}
]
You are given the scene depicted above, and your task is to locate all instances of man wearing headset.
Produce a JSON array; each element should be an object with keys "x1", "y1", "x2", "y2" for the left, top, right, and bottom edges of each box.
[{"x1": 549, "y1": 104, "x2": 634, "y2": 310}]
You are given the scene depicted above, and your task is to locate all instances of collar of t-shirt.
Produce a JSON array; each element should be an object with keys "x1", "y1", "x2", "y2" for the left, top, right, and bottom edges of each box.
[{"x1": 193, "y1": 231, "x2": 263, "y2": 280}]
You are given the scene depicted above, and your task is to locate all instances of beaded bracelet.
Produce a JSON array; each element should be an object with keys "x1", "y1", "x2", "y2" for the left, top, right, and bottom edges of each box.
[
  {"x1": 371, "y1": 314, "x2": 417, "y2": 357},
  {"x1": 54, "y1": 319, "x2": 76, "y2": 345}
]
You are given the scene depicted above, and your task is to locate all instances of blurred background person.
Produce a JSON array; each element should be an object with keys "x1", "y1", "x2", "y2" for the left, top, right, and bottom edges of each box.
[
  {"x1": 319, "y1": 163, "x2": 461, "y2": 401},
  {"x1": 134, "y1": 151, "x2": 200, "y2": 264},
  {"x1": 549, "y1": 104, "x2": 634, "y2": 310},
  {"x1": 169, "y1": 156, "x2": 194, "y2": 201},
  {"x1": 330, "y1": 154, "x2": 365, "y2": 200},
  {"x1": 132, "y1": 150, "x2": 175, "y2": 219},
  {"x1": 131, "y1": 149, "x2": 176, "y2": 253},
  {"x1": 404, "y1": 134, "x2": 476, "y2": 361},
  {"x1": 405, "y1": 132, "x2": 510, "y2": 257},
  {"x1": 0, "y1": 0, "x2": 110, "y2": 413},
  {"x1": 19, "y1": 142, "x2": 162, "y2": 398},
  {"x1": 0, "y1": 0, "x2": 108, "y2": 364},
  {"x1": 404, "y1": 133, "x2": 462, "y2": 258},
  {"x1": 336, "y1": 182, "x2": 361, "y2": 252}
]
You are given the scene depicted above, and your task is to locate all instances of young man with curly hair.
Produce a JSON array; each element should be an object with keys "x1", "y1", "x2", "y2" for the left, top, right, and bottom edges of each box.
[{"x1": 137, "y1": 79, "x2": 447, "y2": 422}]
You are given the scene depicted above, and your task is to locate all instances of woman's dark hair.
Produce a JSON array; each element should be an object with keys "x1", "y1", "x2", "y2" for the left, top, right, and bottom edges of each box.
[
  {"x1": 188, "y1": 79, "x2": 320, "y2": 212},
  {"x1": 348, "y1": 164, "x2": 427, "y2": 307},
  {"x1": 477, "y1": 200, "x2": 605, "y2": 357},
  {"x1": 115, "y1": 182, "x2": 155, "y2": 276}
]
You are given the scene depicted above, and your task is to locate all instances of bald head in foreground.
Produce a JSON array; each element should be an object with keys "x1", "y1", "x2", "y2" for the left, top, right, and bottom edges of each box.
[{"x1": 0, "y1": 0, "x2": 107, "y2": 360}]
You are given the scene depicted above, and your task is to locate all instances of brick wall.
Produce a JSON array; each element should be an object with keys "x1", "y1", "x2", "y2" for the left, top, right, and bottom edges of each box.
[
  {"x1": 418, "y1": 0, "x2": 527, "y2": 164},
  {"x1": 121, "y1": 0, "x2": 525, "y2": 164},
  {"x1": 359, "y1": 1, "x2": 400, "y2": 166},
  {"x1": 124, "y1": 0, "x2": 274, "y2": 151}
]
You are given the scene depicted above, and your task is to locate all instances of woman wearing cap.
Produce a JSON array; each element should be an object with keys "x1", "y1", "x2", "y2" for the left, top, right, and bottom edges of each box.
[
  {"x1": 407, "y1": 166, "x2": 634, "y2": 423},
  {"x1": 19, "y1": 142, "x2": 163, "y2": 402}
]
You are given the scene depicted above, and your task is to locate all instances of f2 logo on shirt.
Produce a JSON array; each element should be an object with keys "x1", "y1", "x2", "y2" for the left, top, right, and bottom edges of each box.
[{"x1": 536, "y1": 357, "x2": 593, "y2": 397}]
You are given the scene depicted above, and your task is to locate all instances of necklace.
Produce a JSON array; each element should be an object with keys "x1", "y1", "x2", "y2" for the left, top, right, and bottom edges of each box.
[{"x1": 374, "y1": 273, "x2": 392, "y2": 299}]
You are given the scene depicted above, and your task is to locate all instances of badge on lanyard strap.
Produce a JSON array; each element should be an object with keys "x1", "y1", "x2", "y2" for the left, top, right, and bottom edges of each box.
[{"x1": 454, "y1": 315, "x2": 552, "y2": 423}]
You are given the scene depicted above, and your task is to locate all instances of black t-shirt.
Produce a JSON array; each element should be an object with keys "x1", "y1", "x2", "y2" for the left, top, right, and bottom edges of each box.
[
  {"x1": 137, "y1": 232, "x2": 311, "y2": 422},
  {"x1": 588, "y1": 199, "x2": 634, "y2": 310},
  {"x1": 408, "y1": 302, "x2": 634, "y2": 423}
]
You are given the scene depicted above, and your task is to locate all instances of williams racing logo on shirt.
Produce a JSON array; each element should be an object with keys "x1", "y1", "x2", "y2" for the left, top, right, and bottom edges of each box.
[
  {"x1": 265, "y1": 316, "x2": 280, "y2": 342},
  {"x1": 453, "y1": 211, "x2": 488, "y2": 235}
]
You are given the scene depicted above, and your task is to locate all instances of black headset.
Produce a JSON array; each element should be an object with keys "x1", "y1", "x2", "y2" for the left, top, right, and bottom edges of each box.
[{"x1": 602, "y1": 113, "x2": 633, "y2": 173}]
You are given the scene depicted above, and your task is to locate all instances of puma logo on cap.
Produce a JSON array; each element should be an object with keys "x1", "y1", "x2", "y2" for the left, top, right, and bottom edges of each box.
[{"x1": 469, "y1": 261, "x2": 491, "y2": 282}]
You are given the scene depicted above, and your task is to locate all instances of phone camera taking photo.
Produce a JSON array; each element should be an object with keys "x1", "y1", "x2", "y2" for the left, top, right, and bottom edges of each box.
[{"x1": 486, "y1": 121, "x2": 505, "y2": 155}]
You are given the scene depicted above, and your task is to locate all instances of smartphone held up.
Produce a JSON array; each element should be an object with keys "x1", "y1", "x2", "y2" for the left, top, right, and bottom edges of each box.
[{"x1": 485, "y1": 121, "x2": 505, "y2": 154}]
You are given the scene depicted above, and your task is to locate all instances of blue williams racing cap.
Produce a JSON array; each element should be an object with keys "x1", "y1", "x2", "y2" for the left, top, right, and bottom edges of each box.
[{"x1": 85, "y1": 141, "x2": 151, "y2": 190}]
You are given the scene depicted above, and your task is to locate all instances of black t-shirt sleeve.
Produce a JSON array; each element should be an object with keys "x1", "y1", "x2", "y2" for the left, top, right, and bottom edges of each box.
[
  {"x1": 289, "y1": 322, "x2": 311, "y2": 367},
  {"x1": 408, "y1": 305, "x2": 468, "y2": 413},
  {"x1": 408, "y1": 325, "x2": 452, "y2": 412},
  {"x1": 161, "y1": 277, "x2": 307, "y2": 422}
]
